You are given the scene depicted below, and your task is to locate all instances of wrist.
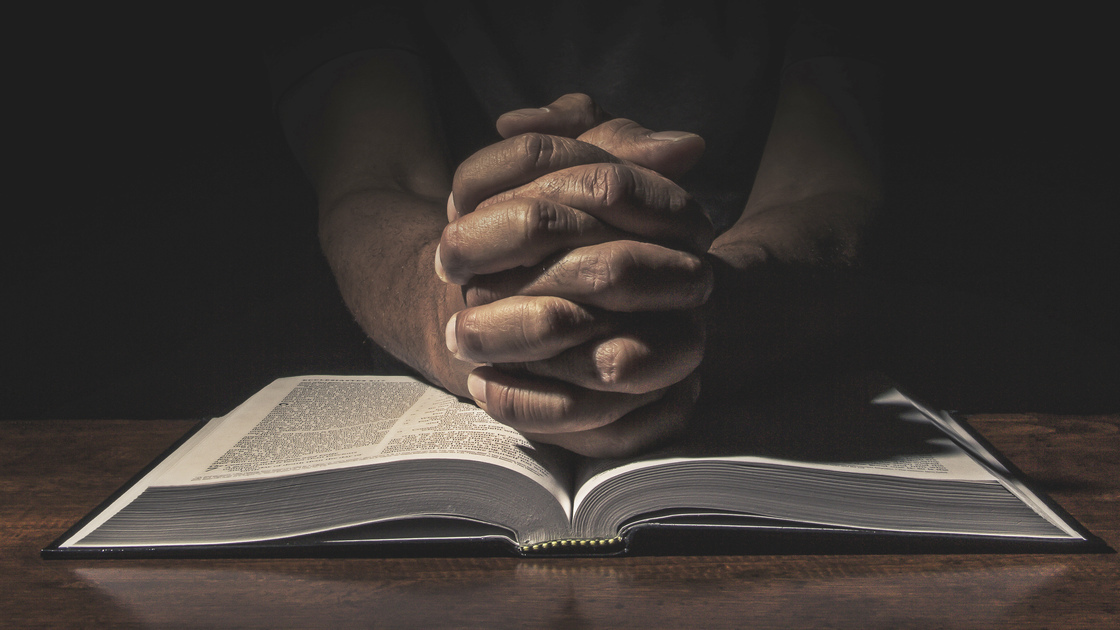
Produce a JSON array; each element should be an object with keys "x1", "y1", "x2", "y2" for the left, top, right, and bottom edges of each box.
[
  {"x1": 714, "y1": 190, "x2": 880, "y2": 271},
  {"x1": 320, "y1": 189, "x2": 474, "y2": 396}
]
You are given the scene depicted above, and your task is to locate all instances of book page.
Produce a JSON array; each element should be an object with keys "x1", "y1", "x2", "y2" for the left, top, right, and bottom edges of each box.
[
  {"x1": 569, "y1": 380, "x2": 1080, "y2": 539},
  {"x1": 60, "y1": 376, "x2": 580, "y2": 549},
  {"x1": 574, "y1": 383, "x2": 997, "y2": 502},
  {"x1": 574, "y1": 433, "x2": 996, "y2": 516},
  {"x1": 153, "y1": 376, "x2": 570, "y2": 508}
]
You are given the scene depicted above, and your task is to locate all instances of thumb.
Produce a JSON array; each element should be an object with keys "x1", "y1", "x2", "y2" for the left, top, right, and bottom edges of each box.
[
  {"x1": 494, "y1": 93, "x2": 705, "y2": 179},
  {"x1": 495, "y1": 93, "x2": 612, "y2": 139},
  {"x1": 577, "y1": 119, "x2": 705, "y2": 180}
]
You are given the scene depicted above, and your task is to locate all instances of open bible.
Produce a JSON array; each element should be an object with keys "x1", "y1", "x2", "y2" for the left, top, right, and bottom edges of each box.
[{"x1": 45, "y1": 375, "x2": 1094, "y2": 557}]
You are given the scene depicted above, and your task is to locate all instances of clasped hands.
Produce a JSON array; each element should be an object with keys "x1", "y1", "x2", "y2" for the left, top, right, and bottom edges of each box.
[{"x1": 436, "y1": 94, "x2": 712, "y2": 457}]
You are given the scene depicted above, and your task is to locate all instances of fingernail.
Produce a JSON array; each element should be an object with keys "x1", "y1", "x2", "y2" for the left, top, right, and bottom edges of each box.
[
  {"x1": 466, "y1": 371, "x2": 487, "y2": 404},
  {"x1": 649, "y1": 130, "x2": 699, "y2": 142},
  {"x1": 446, "y1": 192, "x2": 457, "y2": 222},
  {"x1": 498, "y1": 107, "x2": 550, "y2": 121},
  {"x1": 434, "y1": 243, "x2": 449, "y2": 283},
  {"x1": 445, "y1": 312, "x2": 460, "y2": 357}
]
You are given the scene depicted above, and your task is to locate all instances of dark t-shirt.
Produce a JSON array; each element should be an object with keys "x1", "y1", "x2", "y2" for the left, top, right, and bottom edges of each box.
[{"x1": 266, "y1": 1, "x2": 877, "y2": 230}]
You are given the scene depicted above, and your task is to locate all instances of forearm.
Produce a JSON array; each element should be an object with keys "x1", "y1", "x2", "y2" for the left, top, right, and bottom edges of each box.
[
  {"x1": 702, "y1": 57, "x2": 884, "y2": 390},
  {"x1": 711, "y1": 56, "x2": 883, "y2": 271},
  {"x1": 290, "y1": 51, "x2": 470, "y2": 394},
  {"x1": 321, "y1": 189, "x2": 473, "y2": 394}
]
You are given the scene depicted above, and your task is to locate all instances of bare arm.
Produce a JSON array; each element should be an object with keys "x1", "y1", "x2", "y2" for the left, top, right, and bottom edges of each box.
[
  {"x1": 287, "y1": 51, "x2": 472, "y2": 396},
  {"x1": 292, "y1": 48, "x2": 882, "y2": 456},
  {"x1": 713, "y1": 56, "x2": 883, "y2": 269},
  {"x1": 703, "y1": 56, "x2": 884, "y2": 391}
]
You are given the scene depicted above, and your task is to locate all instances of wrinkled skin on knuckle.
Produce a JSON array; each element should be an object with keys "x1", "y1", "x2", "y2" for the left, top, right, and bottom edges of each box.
[
  {"x1": 490, "y1": 385, "x2": 575, "y2": 433},
  {"x1": 460, "y1": 243, "x2": 712, "y2": 312},
  {"x1": 485, "y1": 381, "x2": 522, "y2": 423},
  {"x1": 514, "y1": 132, "x2": 554, "y2": 171},
  {"x1": 592, "y1": 329, "x2": 700, "y2": 394},
  {"x1": 568, "y1": 161, "x2": 709, "y2": 248},
  {"x1": 582, "y1": 162, "x2": 635, "y2": 209},
  {"x1": 642, "y1": 172, "x2": 682, "y2": 210},
  {"x1": 575, "y1": 246, "x2": 622, "y2": 295},
  {"x1": 587, "y1": 117, "x2": 643, "y2": 142},
  {"x1": 520, "y1": 199, "x2": 569, "y2": 244},
  {"x1": 454, "y1": 133, "x2": 574, "y2": 214},
  {"x1": 512, "y1": 133, "x2": 596, "y2": 178},
  {"x1": 454, "y1": 297, "x2": 587, "y2": 363},
  {"x1": 591, "y1": 338, "x2": 630, "y2": 387},
  {"x1": 574, "y1": 243, "x2": 649, "y2": 300},
  {"x1": 590, "y1": 244, "x2": 709, "y2": 310}
]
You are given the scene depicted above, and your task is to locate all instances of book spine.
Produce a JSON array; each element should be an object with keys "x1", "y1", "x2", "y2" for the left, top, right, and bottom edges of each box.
[{"x1": 520, "y1": 536, "x2": 624, "y2": 555}]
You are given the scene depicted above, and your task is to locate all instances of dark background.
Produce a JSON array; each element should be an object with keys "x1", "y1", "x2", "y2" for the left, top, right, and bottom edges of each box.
[{"x1": 6, "y1": 4, "x2": 1117, "y2": 420}]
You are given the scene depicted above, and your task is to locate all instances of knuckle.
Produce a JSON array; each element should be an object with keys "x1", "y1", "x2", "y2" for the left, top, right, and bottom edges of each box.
[
  {"x1": 649, "y1": 181, "x2": 683, "y2": 216},
  {"x1": 590, "y1": 337, "x2": 664, "y2": 393},
  {"x1": 582, "y1": 163, "x2": 634, "y2": 207},
  {"x1": 568, "y1": 244, "x2": 645, "y2": 297},
  {"x1": 578, "y1": 117, "x2": 641, "y2": 153},
  {"x1": 488, "y1": 383, "x2": 521, "y2": 421},
  {"x1": 519, "y1": 199, "x2": 564, "y2": 242},
  {"x1": 514, "y1": 133, "x2": 555, "y2": 171},
  {"x1": 575, "y1": 248, "x2": 621, "y2": 293},
  {"x1": 592, "y1": 340, "x2": 626, "y2": 386},
  {"x1": 593, "y1": 117, "x2": 640, "y2": 140},
  {"x1": 565, "y1": 92, "x2": 595, "y2": 108},
  {"x1": 558, "y1": 92, "x2": 598, "y2": 123},
  {"x1": 490, "y1": 386, "x2": 571, "y2": 430}
]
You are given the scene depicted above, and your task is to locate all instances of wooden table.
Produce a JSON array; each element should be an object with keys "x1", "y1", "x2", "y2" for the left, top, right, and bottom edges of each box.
[{"x1": 3, "y1": 416, "x2": 1117, "y2": 628}]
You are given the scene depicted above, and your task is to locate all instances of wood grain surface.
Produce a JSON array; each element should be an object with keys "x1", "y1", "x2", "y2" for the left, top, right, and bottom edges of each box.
[{"x1": 2, "y1": 415, "x2": 1116, "y2": 628}]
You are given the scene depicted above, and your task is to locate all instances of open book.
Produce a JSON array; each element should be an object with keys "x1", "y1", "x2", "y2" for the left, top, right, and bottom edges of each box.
[{"x1": 45, "y1": 375, "x2": 1093, "y2": 557}]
